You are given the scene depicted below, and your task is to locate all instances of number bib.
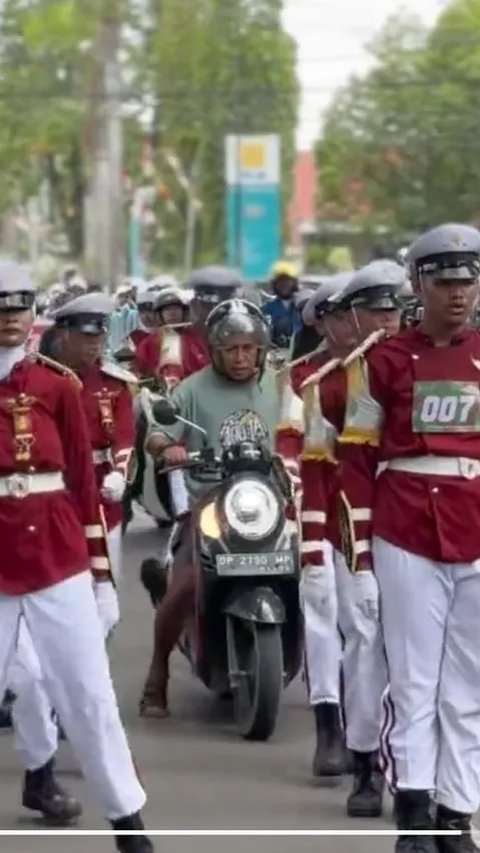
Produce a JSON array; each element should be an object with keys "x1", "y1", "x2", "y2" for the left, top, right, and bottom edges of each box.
[{"x1": 412, "y1": 381, "x2": 480, "y2": 433}]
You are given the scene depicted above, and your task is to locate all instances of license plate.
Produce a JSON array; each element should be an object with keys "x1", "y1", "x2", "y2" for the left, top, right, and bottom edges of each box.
[{"x1": 216, "y1": 551, "x2": 295, "y2": 576}]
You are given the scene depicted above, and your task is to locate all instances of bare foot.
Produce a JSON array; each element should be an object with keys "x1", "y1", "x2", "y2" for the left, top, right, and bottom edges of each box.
[{"x1": 139, "y1": 697, "x2": 170, "y2": 719}]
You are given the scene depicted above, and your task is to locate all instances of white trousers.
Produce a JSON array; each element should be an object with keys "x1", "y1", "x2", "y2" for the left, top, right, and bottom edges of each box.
[
  {"x1": 335, "y1": 549, "x2": 388, "y2": 753},
  {"x1": 0, "y1": 571, "x2": 145, "y2": 821},
  {"x1": 8, "y1": 618, "x2": 59, "y2": 770},
  {"x1": 10, "y1": 574, "x2": 120, "y2": 771},
  {"x1": 300, "y1": 542, "x2": 342, "y2": 705},
  {"x1": 374, "y1": 536, "x2": 480, "y2": 814}
]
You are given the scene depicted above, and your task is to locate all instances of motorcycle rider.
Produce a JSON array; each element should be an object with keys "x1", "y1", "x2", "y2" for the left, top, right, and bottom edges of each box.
[
  {"x1": 339, "y1": 224, "x2": 480, "y2": 852},
  {"x1": 139, "y1": 298, "x2": 302, "y2": 718},
  {"x1": 262, "y1": 260, "x2": 301, "y2": 350},
  {"x1": 0, "y1": 262, "x2": 153, "y2": 851}
]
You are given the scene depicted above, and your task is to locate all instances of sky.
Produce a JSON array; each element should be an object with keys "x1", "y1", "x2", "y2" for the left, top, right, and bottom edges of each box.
[{"x1": 282, "y1": 0, "x2": 450, "y2": 149}]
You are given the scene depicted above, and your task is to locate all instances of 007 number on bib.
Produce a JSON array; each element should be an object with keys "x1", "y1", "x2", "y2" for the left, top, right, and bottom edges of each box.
[{"x1": 412, "y1": 381, "x2": 480, "y2": 433}]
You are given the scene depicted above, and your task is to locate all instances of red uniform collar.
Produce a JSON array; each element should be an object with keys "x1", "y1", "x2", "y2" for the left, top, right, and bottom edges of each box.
[{"x1": 412, "y1": 324, "x2": 474, "y2": 347}]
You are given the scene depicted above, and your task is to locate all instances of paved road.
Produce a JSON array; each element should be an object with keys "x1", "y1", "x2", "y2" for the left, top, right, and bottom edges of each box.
[{"x1": 0, "y1": 511, "x2": 396, "y2": 852}]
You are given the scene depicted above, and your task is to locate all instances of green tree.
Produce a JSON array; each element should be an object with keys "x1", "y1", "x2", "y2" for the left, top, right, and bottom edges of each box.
[
  {"x1": 316, "y1": 0, "x2": 480, "y2": 232},
  {"x1": 146, "y1": 0, "x2": 299, "y2": 264}
]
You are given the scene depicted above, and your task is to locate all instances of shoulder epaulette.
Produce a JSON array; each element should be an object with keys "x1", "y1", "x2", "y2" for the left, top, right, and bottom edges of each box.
[
  {"x1": 31, "y1": 353, "x2": 82, "y2": 387},
  {"x1": 300, "y1": 357, "x2": 342, "y2": 392},
  {"x1": 342, "y1": 329, "x2": 386, "y2": 369},
  {"x1": 101, "y1": 360, "x2": 139, "y2": 385}
]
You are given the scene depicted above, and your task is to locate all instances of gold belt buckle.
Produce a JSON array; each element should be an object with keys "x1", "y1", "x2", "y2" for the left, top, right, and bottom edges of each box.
[{"x1": 6, "y1": 473, "x2": 32, "y2": 499}]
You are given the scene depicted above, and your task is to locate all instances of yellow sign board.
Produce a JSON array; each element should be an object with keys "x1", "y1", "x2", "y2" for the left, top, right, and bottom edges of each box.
[{"x1": 240, "y1": 142, "x2": 266, "y2": 171}]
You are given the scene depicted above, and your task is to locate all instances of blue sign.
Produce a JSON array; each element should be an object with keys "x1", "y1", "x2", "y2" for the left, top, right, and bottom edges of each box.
[
  {"x1": 225, "y1": 134, "x2": 281, "y2": 281},
  {"x1": 226, "y1": 185, "x2": 281, "y2": 281}
]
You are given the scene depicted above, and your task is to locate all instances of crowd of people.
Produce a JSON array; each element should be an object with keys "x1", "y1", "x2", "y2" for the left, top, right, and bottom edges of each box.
[{"x1": 0, "y1": 223, "x2": 479, "y2": 852}]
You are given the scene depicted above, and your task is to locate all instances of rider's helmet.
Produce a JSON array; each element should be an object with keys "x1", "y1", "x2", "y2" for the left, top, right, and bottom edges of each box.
[
  {"x1": 206, "y1": 298, "x2": 270, "y2": 379},
  {"x1": 269, "y1": 260, "x2": 298, "y2": 297},
  {"x1": 153, "y1": 287, "x2": 188, "y2": 325},
  {"x1": 407, "y1": 223, "x2": 480, "y2": 286}
]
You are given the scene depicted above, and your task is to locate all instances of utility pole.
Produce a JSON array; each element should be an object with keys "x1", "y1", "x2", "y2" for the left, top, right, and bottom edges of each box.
[{"x1": 83, "y1": 2, "x2": 124, "y2": 291}]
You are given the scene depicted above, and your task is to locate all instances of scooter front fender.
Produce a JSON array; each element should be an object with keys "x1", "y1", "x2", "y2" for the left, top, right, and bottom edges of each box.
[{"x1": 223, "y1": 586, "x2": 286, "y2": 625}]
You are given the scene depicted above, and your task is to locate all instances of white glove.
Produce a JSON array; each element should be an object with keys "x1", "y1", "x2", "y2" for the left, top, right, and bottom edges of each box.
[
  {"x1": 93, "y1": 580, "x2": 120, "y2": 639},
  {"x1": 101, "y1": 470, "x2": 126, "y2": 502}
]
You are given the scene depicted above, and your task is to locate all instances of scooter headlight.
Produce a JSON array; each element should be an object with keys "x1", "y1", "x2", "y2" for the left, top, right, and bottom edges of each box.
[{"x1": 223, "y1": 479, "x2": 279, "y2": 541}]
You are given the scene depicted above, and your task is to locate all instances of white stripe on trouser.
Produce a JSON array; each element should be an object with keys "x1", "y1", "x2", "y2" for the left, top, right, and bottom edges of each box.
[
  {"x1": 0, "y1": 571, "x2": 145, "y2": 820},
  {"x1": 334, "y1": 549, "x2": 388, "y2": 752},
  {"x1": 108, "y1": 524, "x2": 123, "y2": 587},
  {"x1": 300, "y1": 541, "x2": 341, "y2": 705},
  {"x1": 9, "y1": 618, "x2": 58, "y2": 770},
  {"x1": 373, "y1": 536, "x2": 480, "y2": 814}
]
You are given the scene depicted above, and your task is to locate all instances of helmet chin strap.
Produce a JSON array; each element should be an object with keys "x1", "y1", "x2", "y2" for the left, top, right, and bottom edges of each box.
[
  {"x1": 351, "y1": 306, "x2": 362, "y2": 339},
  {"x1": 323, "y1": 316, "x2": 339, "y2": 345}
]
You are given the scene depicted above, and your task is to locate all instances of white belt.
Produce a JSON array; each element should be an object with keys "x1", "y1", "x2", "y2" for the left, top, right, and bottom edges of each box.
[
  {"x1": 0, "y1": 471, "x2": 65, "y2": 499},
  {"x1": 386, "y1": 456, "x2": 480, "y2": 480},
  {"x1": 92, "y1": 449, "x2": 112, "y2": 465}
]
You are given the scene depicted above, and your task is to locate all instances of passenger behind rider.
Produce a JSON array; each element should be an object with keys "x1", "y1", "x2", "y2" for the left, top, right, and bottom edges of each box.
[{"x1": 139, "y1": 298, "x2": 302, "y2": 718}]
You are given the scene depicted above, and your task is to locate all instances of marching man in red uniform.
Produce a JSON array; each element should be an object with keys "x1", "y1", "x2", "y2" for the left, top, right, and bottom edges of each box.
[
  {"x1": 300, "y1": 261, "x2": 405, "y2": 816},
  {"x1": 289, "y1": 274, "x2": 355, "y2": 777},
  {"x1": 0, "y1": 262, "x2": 153, "y2": 850},
  {"x1": 290, "y1": 272, "x2": 354, "y2": 395},
  {"x1": 339, "y1": 224, "x2": 480, "y2": 852},
  {"x1": 53, "y1": 293, "x2": 137, "y2": 600}
]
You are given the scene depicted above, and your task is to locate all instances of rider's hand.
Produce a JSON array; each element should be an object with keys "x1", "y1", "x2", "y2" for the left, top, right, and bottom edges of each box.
[{"x1": 163, "y1": 445, "x2": 188, "y2": 466}]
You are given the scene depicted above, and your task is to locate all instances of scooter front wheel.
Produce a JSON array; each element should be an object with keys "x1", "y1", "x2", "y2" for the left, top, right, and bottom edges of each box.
[{"x1": 231, "y1": 620, "x2": 283, "y2": 741}]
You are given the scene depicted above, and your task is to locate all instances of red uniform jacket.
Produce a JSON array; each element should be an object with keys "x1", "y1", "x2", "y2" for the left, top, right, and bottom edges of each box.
[
  {"x1": 300, "y1": 353, "x2": 346, "y2": 567},
  {"x1": 339, "y1": 326, "x2": 480, "y2": 564},
  {"x1": 79, "y1": 362, "x2": 135, "y2": 532},
  {"x1": 0, "y1": 355, "x2": 108, "y2": 595},
  {"x1": 128, "y1": 328, "x2": 149, "y2": 351},
  {"x1": 134, "y1": 326, "x2": 210, "y2": 387}
]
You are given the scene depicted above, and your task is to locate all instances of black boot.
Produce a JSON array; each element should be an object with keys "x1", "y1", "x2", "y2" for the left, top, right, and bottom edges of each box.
[
  {"x1": 0, "y1": 689, "x2": 15, "y2": 728},
  {"x1": 394, "y1": 790, "x2": 436, "y2": 852},
  {"x1": 312, "y1": 702, "x2": 345, "y2": 778},
  {"x1": 347, "y1": 751, "x2": 384, "y2": 817},
  {"x1": 436, "y1": 805, "x2": 479, "y2": 852},
  {"x1": 111, "y1": 812, "x2": 155, "y2": 852},
  {"x1": 22, "y1": 758, "x2": 82, "y2": 825}
]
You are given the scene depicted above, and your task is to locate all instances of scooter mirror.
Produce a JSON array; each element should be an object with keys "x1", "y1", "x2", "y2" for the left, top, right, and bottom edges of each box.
[{"x1": 151, "y1": 395, "x2": 179, "y2": 425}]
